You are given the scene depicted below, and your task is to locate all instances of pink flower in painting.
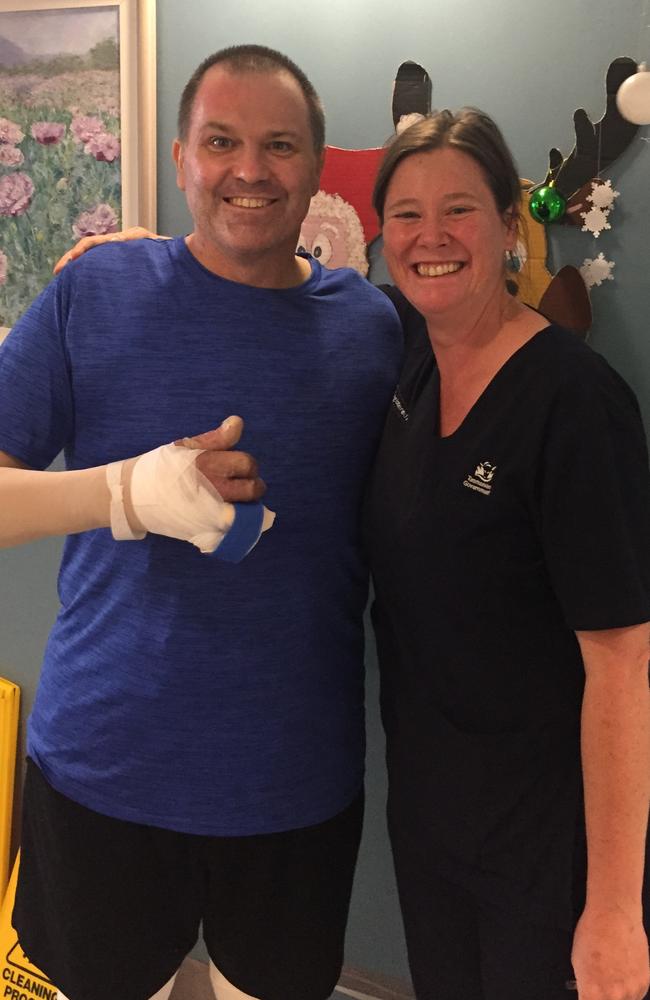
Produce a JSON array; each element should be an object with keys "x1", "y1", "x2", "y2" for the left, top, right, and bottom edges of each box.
[
  {"x1": 72, "y1": 203, "x2": 118, "y2": 239},
  {"x1": 0, "y1": 145, "x2": 24, "y2": 167},
  {"x1": 31, "y1": 121, "x2": 66, "y2": 145},
  {"x1": 0, "y1": 172, "x2": 34, "y2": 216},
  {"x1": 0, "y1": 250, "x2": 7, "y2": 285},
  {"x1": 0, "y1": 117, "x2": 24, "y2": 146},
  {"x1": 84, "y1": 132, "x2": 120, "y2": 163},
  {"x1": 70, "y1": 115, "x2": 104, "y2": 144}
]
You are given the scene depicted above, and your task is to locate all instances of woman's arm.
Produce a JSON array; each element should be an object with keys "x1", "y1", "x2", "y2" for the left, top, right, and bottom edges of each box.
[
  {"x1": 52, "y1": 226, "x2": 168, "y2": 273},
  {"x1": 572, "y1": 622, "x2": 650, "y2": 1000}
]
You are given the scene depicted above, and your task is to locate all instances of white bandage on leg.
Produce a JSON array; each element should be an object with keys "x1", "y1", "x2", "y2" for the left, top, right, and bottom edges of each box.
[
  {"x1": 147, "y1": 970, "x2": 179, "y2": 1000},
  {"x1": 108, "y1": 443, "x2": 274, "y2": 562},
  {"x1": 209, "y1": 962, "x2": 262, "y2": 1000}
]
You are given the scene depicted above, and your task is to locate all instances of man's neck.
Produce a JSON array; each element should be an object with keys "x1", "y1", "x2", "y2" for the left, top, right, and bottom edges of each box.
[{"x1": 185, "y1": 234, "x2": 311, "y2": 289}]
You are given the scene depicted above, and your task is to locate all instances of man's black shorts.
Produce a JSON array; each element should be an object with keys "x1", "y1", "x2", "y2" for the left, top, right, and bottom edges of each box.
[{"x1": 13, "y1": 760, "x2": 364, "y2": 1000}]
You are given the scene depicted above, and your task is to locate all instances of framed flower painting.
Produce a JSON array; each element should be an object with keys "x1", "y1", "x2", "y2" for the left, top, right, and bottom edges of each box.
[{"x1": 0, "y1": 0, "x2": 156, "y2": 335}]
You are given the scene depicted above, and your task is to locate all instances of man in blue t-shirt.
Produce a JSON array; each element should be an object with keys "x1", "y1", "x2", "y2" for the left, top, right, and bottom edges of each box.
[{"x1": 0, "y1": 45, "x2": 402, "y2": 1000}]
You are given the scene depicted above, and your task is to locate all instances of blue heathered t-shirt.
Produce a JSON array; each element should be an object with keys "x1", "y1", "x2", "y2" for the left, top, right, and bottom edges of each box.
[{"x1": 0, "y1": 238, "x2": 402, "y2": 835}]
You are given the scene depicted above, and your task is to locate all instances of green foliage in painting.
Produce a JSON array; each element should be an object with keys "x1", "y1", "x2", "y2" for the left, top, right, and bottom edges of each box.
[{"x1": 89, "y1": 38, "x2": 119, "y2": 71}]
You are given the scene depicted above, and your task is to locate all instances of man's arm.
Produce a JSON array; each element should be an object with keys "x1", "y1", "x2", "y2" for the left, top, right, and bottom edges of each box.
[
  {"x1": 0, "y1": 419, "x2": 265, "y2": 549},
  {"x1": 571, "y1": 622, "x2": 650, "y2": 1000}
]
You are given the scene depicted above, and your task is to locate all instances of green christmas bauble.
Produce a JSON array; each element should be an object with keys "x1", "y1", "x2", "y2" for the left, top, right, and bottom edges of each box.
[{"x1": 528, "y1": 185, "x2": 566, "y2": 224}]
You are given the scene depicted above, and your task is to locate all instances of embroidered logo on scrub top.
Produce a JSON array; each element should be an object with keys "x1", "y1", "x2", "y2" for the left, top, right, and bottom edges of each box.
[
  {"x1": 463, "y1": 461, "x2": 497, "y2": 496},
  {"x1": 392, "y1": 389, "x2": 409, "y2": 422}
]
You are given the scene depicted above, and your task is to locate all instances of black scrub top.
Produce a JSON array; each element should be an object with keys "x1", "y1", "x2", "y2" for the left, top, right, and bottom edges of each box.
[{"x1": 365, "y1": 288, "x2": 650, "y2": 927}]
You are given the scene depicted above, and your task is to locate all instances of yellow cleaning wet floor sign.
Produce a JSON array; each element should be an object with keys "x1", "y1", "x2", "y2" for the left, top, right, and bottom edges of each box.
[
  {"x1": 0, "y1": 855, "x2": 60, "y2": 1000},
  {"x1": 0, "y1": 678, "x2": 19, "y2": 899}
]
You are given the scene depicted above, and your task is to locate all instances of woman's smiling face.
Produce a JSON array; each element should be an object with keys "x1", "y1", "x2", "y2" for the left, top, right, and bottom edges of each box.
[{"x1": 381, "y1": 146, "x2": 516, "y2": 325}]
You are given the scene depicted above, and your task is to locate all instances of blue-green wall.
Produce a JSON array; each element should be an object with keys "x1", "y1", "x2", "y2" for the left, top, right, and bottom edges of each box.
[{"x1": 2, "y1": 0, "x2": 649, "y2": 983}]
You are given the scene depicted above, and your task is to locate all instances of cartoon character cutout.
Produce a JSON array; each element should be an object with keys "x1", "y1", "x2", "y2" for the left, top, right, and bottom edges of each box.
[{"x1": 298, "y1": 191, "x2": 368, "y2": 276}]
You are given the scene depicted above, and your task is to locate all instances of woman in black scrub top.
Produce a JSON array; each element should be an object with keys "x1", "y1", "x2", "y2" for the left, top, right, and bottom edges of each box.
[{"x1": 364, "y1": 109, "x2": 650, "y2": 1000}]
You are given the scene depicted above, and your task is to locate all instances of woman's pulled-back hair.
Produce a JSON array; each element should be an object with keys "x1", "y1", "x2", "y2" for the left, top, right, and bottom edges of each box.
[{"x1": 372, "y1": 108, "x2": 521, "y2": 223}]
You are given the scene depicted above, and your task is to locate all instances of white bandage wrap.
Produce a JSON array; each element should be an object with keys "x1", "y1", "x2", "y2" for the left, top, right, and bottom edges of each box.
[
  {"x1": 106, "y1": 460, "x2": 146, "y2": 541},
  {"x1": 106, "y1": 442, "x2": 274, "y2": 561},
  {"x1": 129, "y1": 443, "x2": 236, "y2": 554}
]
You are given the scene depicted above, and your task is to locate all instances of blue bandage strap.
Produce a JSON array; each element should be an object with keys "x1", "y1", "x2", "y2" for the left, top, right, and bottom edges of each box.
[{"x1": 211, "y1": 502, "x2": 265, "y2": 563}]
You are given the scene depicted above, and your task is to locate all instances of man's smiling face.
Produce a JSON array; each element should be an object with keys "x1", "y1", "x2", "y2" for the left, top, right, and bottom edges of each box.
[{"x1": 173, "y1": 64, "x2": 323, "y2": 286}]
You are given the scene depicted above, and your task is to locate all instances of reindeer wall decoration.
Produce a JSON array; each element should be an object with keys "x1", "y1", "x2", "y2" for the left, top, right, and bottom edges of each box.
[{"x1": 298, "y1": 57, "x2": 640, "y2": 337}]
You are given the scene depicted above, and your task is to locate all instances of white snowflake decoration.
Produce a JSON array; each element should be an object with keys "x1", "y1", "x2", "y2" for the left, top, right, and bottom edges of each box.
[
  {"x1": 587, "y1": 178, "x2": 620, "y2": 210},
  {"x1": 580, "y1": 252, "x2": 615, "y2": 289},
  {"x1": 580, "y1": 205, "x2": 612, "y2": 237}
]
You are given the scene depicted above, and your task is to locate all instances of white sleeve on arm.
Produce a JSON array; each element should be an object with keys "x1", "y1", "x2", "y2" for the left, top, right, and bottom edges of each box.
[
  {"x1": 0, "y1": 445, "x2": 273, "y2": 563},
  {"x1": 0, "y1": 457, "x2": 111, "y2": 548}
]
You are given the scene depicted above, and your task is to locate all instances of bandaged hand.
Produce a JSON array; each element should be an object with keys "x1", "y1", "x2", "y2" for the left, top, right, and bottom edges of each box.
[{"x1": 106, "y1": 417, "x2": 274, "y2": 562}]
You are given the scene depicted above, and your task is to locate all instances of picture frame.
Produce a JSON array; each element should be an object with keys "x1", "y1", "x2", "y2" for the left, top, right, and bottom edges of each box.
[{"x1": 0, "y1": 0, "x2": 156, "y2": 339}]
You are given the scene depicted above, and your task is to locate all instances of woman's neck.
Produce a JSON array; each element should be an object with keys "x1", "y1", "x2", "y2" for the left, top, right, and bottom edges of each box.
[
  {"x1": 426, "y1": 295, "x2": 548, "y2": 436},
  {"x1": 427, "y1": 288, "x2": 520, "y2": 372}
]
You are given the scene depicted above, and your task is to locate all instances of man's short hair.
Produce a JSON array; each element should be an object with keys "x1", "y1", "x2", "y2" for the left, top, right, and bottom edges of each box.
[{"x1": 177, "y1": 43, "x2": 325, "y2": 154}]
